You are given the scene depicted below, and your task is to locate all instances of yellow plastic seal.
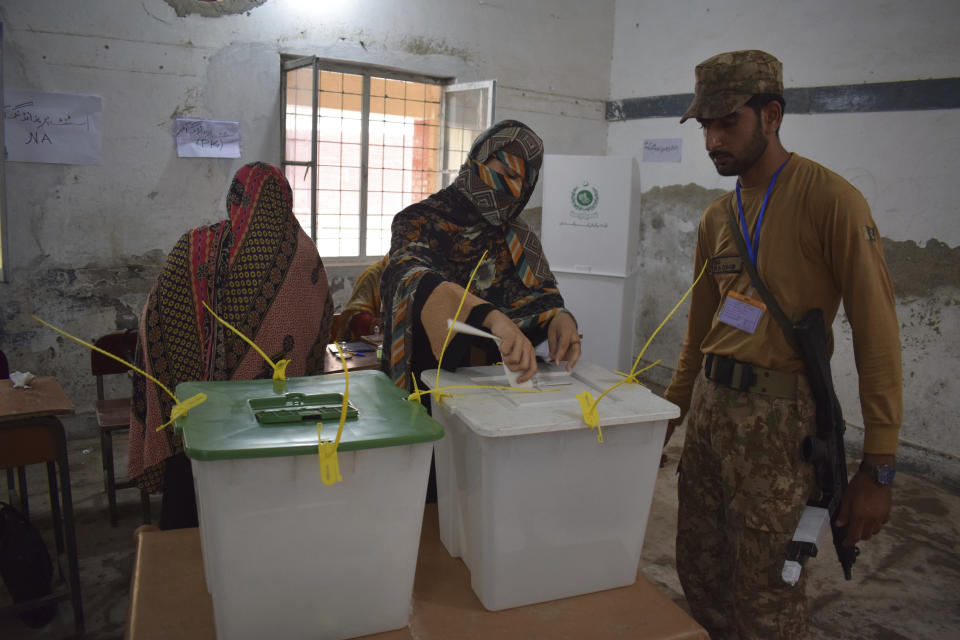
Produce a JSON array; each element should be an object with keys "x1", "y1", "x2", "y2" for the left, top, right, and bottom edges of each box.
[
  {"x1": 168, "y1": 393, "x2": 208, "y2": 424},
  {"x1": 316, "y1": 343, "x2": 351, "y2": 486},
  {"x1": 576, "y1": 390, "x2": 603, "y2": 443},
  {"x1": 317, "y1": 424, "x2": 344, "y2": 486}
]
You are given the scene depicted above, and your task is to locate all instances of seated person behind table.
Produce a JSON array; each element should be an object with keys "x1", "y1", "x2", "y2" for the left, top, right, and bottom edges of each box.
[
  {"x1": 380, "y1": 120, "x2": 580, "y2": 391},
  {"x1": 128, "y1": 162, "x2": 335, "y2": 530},
  {"x1": 334, "y1": 254, "x2": 388, "y2": 341}
]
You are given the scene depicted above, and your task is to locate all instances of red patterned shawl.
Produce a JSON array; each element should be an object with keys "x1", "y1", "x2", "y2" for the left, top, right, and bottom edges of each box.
[{"x1": 128, "y1": 162, "x2": 334, "y2": 489}]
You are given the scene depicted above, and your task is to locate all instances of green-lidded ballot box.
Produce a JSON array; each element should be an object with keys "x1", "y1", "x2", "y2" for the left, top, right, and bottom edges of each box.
[{"x1": 174, "y1": 371, "x2": 443, "y2": 640}]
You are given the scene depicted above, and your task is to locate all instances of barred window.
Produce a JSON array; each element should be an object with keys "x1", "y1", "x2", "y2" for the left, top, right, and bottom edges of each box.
[{"x1": 282, "y1": 56, "x2": 494, "y2": 260}]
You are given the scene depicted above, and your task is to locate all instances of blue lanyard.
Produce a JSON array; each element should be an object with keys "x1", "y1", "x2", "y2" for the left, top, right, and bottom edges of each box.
[{"x1": 735, "y1": 155, "x2": 791, "y2": 267}]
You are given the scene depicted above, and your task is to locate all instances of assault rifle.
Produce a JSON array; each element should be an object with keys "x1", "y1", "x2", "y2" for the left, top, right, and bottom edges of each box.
[{"x1": 782, "y1": 308, "x2": 859, "y2": 584}]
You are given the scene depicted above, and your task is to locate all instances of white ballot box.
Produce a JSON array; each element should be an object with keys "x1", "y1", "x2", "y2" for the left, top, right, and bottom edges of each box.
[{"x1": 423, "y1": 361, "x2": 679, "y2": 610}]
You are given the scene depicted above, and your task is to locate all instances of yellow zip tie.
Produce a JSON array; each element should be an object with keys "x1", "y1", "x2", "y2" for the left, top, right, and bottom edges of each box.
[
  {"x1": 201, "y1": 301, "x2": 290, "y2": 381},
  {"x1": 317, "y1": 423, "x2": 343, "y2": 486},
  {"x1": 623, "y1": 259, "x2": 710, "y2": 381},
  {"x1": 576, "y1": 391, "x2": 603, "y2": 443},
  {"x1": 579, "y1": 259, "x2": 710, "y2": 433},
  {"x1": 32, "y1": 315, "x2": 206, "y2": 431},
  {"x1": 408, "y1": 372, "x2": 436, "y2": 404},
  {"x1": 434, "y1": 249, "x2": 489, "y2": 393},
  {"x1": 318, "y1": 342, "x2": 350, "y2": 486},
  {"x1": 575, "y1": 359, "x2": 662, "y2": 444}
]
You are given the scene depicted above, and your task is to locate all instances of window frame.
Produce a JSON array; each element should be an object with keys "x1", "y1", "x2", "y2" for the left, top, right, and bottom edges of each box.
[
  {"x1": 439, "y1": 80, "x2": 497, "y2": 188},
  {"x1": 281, "y1": 55, "x2": 494, "y2": 263}
]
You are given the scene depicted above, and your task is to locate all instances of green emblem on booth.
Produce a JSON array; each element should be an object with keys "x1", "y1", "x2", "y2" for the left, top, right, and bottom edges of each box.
[{"x1": 570, "y1": 182, "x2": 599, "y2": 220}]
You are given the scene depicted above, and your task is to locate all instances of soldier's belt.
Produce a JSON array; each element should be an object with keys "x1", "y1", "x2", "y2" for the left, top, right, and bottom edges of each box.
[{"x1": 703, "y1": 353, "x2": 797, "y2": 398}]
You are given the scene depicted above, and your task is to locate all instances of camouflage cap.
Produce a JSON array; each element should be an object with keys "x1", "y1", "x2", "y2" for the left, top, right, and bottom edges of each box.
[{"x1": 680, "y1": 50, "x2": 782, "y2": 123}]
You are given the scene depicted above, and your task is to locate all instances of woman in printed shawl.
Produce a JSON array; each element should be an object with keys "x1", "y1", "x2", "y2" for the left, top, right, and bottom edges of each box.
[
  {"x1": 380, "y1": 120, "x2": 580, "y2": 391},
  {"x1": 128, "y1": 162, "x2": 334, "y2": 529},
  {"x1": 333, "y1": 254, "x2": 388, "y2": 341}
]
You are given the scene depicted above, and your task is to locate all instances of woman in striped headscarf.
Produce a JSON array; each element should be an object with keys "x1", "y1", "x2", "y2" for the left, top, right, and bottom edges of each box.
[{"x1": 380, "y1": 120, "x2": 580, "y2": 391}]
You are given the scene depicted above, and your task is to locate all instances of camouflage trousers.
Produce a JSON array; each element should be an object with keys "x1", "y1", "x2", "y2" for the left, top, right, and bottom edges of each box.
[{"x1": 677, "y1": 370, "x2": 818, "y2": 640}]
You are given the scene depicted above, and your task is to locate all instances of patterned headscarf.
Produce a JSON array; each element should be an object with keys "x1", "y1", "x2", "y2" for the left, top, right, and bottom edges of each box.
[{"x1": 453, "y1": 120, "x2": 543, "y2": 226}]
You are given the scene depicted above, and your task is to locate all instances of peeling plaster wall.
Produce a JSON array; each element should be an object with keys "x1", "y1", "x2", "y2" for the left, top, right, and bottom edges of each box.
[
  {"x1": 0, "y1": 0, "x2": 613, "y2": 424},
  {"x1": 609, "y1": 0, "x2": 960, "y2": 480}
]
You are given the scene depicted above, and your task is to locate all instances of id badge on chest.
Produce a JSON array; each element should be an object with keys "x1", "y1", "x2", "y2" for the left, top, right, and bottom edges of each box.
[{"x1": 717, "y1": 291, "x2": 766, "y2": 334}]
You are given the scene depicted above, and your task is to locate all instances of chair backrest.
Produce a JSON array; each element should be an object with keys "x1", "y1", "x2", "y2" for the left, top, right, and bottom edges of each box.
[
  {"x1": 91, "y1": 331, "x2": 138, "y2": 401},
  {"x1": 329, "y1": 312, "x2": 347, "y2": 344}
]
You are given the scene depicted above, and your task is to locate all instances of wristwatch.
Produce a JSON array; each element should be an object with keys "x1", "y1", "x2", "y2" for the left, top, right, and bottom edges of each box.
[{"x1": 860, "y1": 461, "x2": 896, "y2": 486}]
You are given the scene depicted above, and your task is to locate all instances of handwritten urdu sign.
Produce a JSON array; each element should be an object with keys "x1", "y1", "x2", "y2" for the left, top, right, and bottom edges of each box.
[
  {"x1": 174, "y1": 117, "x2": 241, "y2": 158},
  {"x1": 3, "y1": 90, "x2": 103, "y2": 164},
  {"x1": 642, "y1": 138, "x2": 682, "y2": 163}
]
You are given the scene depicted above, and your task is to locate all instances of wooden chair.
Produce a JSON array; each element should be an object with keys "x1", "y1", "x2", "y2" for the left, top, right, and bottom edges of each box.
[{"x1": 91, "y1": 331, "x2": 151, "y2": 527}]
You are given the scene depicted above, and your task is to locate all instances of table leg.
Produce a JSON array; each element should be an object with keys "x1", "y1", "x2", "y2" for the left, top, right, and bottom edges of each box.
[
  {"x1": 17, "y1": 465, "x2": 29, "y2": 517},
  {"x1": 47, "y1": 461, "x2": 65, "y2": 559},
  {"x1": 47, "y1": 417, "x2": 84, "y2": 637}
]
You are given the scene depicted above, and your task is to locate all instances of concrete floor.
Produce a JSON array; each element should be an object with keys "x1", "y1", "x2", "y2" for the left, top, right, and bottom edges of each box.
[{"x1": 1, "y1": 419, "x2": 958, "y2": 639}]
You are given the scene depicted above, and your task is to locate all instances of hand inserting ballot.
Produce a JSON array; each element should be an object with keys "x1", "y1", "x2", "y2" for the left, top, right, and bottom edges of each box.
[
  {"x1": 547, "y1": 311, "x2": 581, "y2": 371},
  {"x1": 483, "y1": 309, "x2": 538, "y2": 383}
]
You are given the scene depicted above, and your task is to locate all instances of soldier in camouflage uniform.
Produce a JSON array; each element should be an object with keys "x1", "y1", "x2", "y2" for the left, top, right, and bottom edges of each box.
[{"x1": 664, "y1": 50, "x2": 902, "y2": 638}]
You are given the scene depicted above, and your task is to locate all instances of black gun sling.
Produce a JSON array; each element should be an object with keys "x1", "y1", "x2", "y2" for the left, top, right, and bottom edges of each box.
[{"x1": 723, "y1": 195, "x2": 797, "y2": 347}]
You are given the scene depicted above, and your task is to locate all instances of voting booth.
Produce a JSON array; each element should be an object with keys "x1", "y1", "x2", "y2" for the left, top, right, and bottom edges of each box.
[{"x1": 541, "y1": 156, "x2": 641, "y2": 372}]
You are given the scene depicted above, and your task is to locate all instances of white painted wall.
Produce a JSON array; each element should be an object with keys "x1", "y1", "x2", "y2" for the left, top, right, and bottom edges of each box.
[
  {"x1": 626, "y1": 111, "x2": 960, "y2": 245},
  {"x1": 0, "y1": 0, "x2": 613, "y2": 416},
  {"x1": 610, "y1": 0, "x2": 960, "y2": 95},
  {"x1": 609, "y1": 0, "x2": 960, "y2": 472}
]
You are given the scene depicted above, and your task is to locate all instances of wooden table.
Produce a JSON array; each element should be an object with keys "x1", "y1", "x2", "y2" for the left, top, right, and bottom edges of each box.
[
  {"x1": 322, "y1": 342, "x2": 380, "y2": 374},
  {"x1": 126, "y1": 504, "x2": 707, "y2": 640},
  {"x1": 0, "y1": 377, "x2": 84, "y2": 636}
]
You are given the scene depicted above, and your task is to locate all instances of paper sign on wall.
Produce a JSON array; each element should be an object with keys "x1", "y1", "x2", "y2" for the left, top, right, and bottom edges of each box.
[
  {"x1": 3, "y1": 90, "x2": 103, "y2": 165},
  {"x1": 642, "y1": 138, "x2": 682, "y2": 163},
  {"x1": 174, "y1": 118, "x2": 241, "y2": 158}
]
